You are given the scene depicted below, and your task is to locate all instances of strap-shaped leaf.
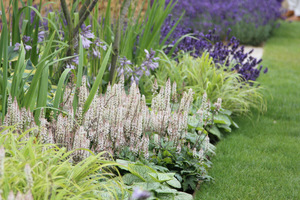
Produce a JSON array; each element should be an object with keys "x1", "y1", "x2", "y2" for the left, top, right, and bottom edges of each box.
[
  {"x1": 72, "y1": 36, "x2": 84, "y2": 114},
  {"x1": 53, "y1": 69, "x2": 71, "y2": 118},
  {"x1": 23, "y1": 32, "x2": 55, "y2": 109},
  {"x1": 0, "y1": 1, "x2": 8, "y2": 121},
  {"x1": 34, "y1": 65, "x2": 49, "y2": 123},
  {"x1": 83, "y1": 44, "x2": 112, "y2": 114}
]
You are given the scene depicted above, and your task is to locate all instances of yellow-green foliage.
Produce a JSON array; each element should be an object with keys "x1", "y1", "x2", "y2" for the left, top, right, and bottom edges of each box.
[
  {"x1": 153, "y1": 53, "x2": 265, "y2": 115},
  {"x1": 0, "y1": 127, "x2": 125, "y2": 200}
]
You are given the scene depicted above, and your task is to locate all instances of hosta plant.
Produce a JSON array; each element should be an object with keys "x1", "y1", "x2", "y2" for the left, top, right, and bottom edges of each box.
[{"x1": 117, "y1": 160, "x2": 193, "y2": 200}]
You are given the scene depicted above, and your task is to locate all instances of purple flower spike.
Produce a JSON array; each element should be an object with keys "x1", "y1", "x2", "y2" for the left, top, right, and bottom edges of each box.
[
  {"x1": 79, "y1": 24, "x2": 95, "y2": 49},
  {"x1": 80, "y1": 35, "x2": 93, "y2": 49},
  {"x1": 81, "y1": 24, "x2": 95, "y2": 39},
  {"x1": 141, "y1": 49, "x2": 159, "y2": 71}
]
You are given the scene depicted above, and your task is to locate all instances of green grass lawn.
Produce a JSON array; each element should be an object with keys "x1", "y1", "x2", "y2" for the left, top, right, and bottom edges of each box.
[{"x1": 195, "y1": 22, "x2": 300, "y2": 200}]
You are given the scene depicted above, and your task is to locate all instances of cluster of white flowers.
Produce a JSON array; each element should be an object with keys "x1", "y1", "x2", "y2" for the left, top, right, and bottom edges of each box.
[
  {"x1": 1, "y1": 77, "x2": 221, "y2": 162},
  {"x1": 5, "y1": 190, "x2": 33, "y2": 200},
  {"x1": 43, "y1": 77, "x2": 195, "y2": 160},
  {"x1": 1, "y1": 96, "x2": 37, "y2": 137}
]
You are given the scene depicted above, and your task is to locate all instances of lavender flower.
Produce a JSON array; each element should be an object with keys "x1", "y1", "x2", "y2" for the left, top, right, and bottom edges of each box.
[
  {"x1": 166, "y1": 0, "x2": 282, "y2": 45},
  {"x1": 161, "y1": 17, "x2": 267, "y2": 82}
]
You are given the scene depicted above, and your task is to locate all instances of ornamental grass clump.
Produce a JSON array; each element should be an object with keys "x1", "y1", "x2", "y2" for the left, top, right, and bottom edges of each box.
[
  {"x1": 154, "y1": 53, "x2": 265, "y2": 115},
  {"x1": 0, "y1": 129, "x2": 125, "y2": 199}
]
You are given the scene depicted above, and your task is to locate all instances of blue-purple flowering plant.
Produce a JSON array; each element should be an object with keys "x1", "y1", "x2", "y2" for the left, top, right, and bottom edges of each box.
[
  {"x1": 161, "y1": 16, "x2": 268, "y2": 83},
  {"x1": 117, "y1": 49, "x2": 159, "y2": 84},
  {"x1": 166, "y1": 0, "x2": 282, "y2": 45}
]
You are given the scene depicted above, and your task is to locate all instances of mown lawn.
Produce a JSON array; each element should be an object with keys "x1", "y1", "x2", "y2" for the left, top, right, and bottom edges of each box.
[{"x1": 195, "y1": 22, "x2": 300, "y2": 200}]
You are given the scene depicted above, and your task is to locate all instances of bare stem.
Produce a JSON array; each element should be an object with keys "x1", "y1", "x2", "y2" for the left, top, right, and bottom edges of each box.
[
  {"x1": 60, "y1": 0, "x2": 74, "y2": 56},
  {"x1": 109, "y1": 0, "x2": 132, "y2": 83}
]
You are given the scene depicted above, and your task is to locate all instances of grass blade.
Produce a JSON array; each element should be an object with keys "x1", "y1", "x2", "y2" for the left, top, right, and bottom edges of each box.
[
  {"x1": 83, "y1": 45, "x2": 112, "y2": 113},
  {"x1": 72, "y1": 36, "x2": 84, "y2": 114},
  {"x1": 53, "y1": 69, "x2": 71, "y2": 118},
  {"x1": 23, "y1": 32, "x2": 55, "y2": 110},
  {"x1": 0, "y1": 1, "x2": 9, "y2": 122}
]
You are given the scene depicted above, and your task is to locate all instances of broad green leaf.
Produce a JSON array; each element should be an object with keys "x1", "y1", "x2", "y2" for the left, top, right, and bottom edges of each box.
[
  {"x1": 156, "y1": 193, "x2": 175, "y2": 200},
  {"x1": 148, "y1": 173, "x2": 172, "y2": 182},
  {"x1": 217, "y1": 124, "x2": 232, "y2": 132},
  {"x1": 207, "y1": 125, "x2": 222, "y2": 139},
  {"x1": 166, "y1": 178, "x2": 181, "y2": 189},
  {"x1": 128, "y1": 164, "x2": 156, "y2": 182},
  {"x1": 214, "y1": 113, "x2": 232, "y2": 125},
  {"x1": 132, "y1": 182, "x2": 161, "y2": 191},
  {"x1": 122, "y1": 173, "x2": 143, "y2": 185},
  {"x1": 175, "y1": 192, "x2": 193, "y2": 200},
  {"x1": 7, "y1": 46, "x2": 20, "y2": 62}
]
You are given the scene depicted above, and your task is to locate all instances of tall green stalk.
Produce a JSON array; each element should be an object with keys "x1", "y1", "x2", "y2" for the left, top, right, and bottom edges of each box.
[
  {"x1": 0, "y1": 1, "x2": 8, "y2": 122},
  {"x1": 109, "y1": 0, "x2": 132, "y2": 84}
]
